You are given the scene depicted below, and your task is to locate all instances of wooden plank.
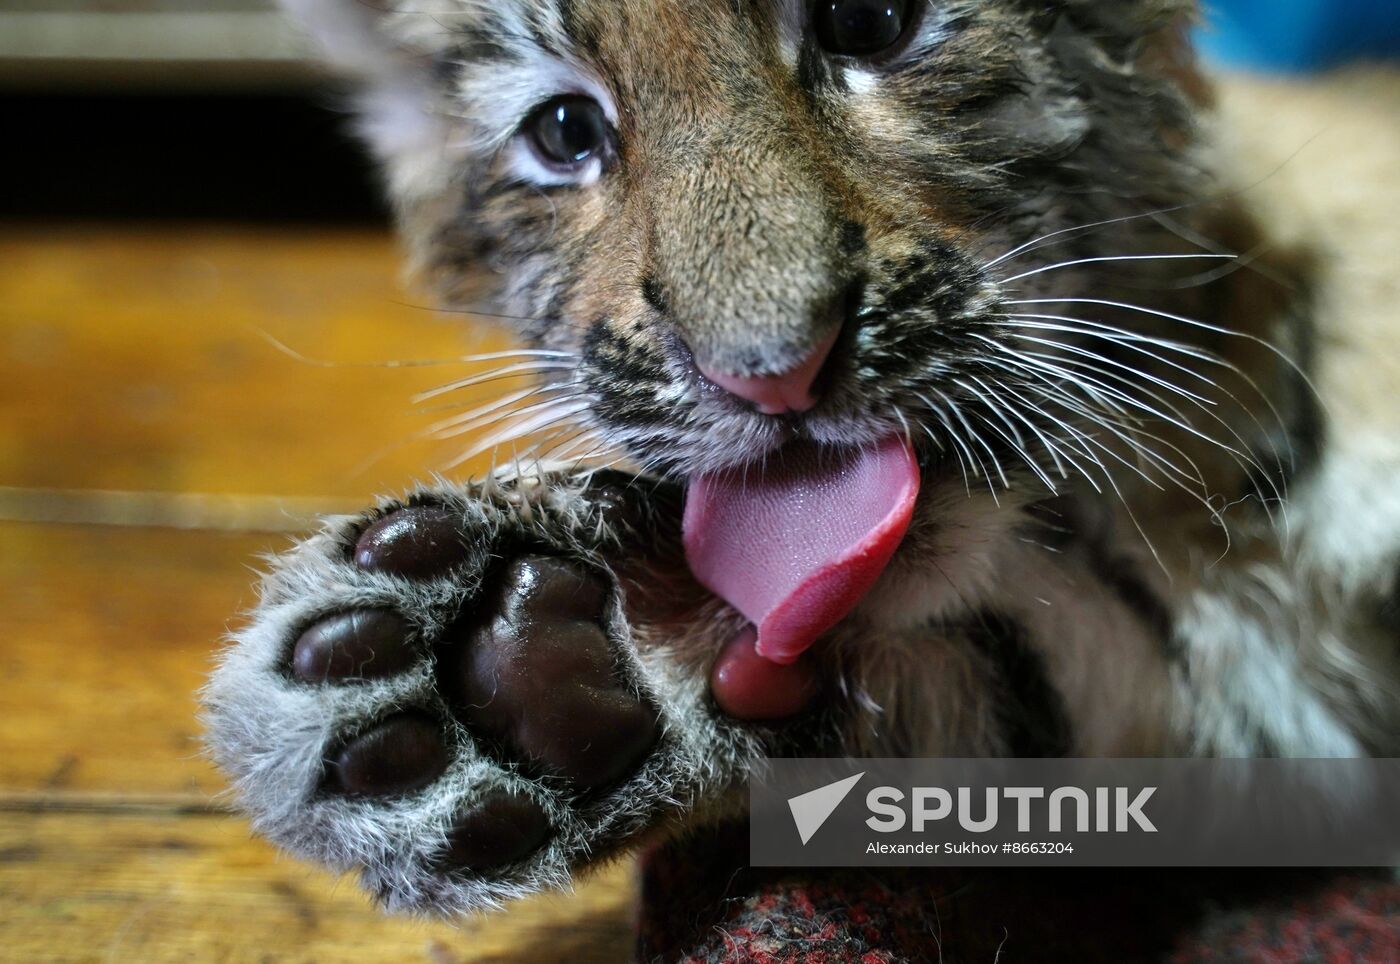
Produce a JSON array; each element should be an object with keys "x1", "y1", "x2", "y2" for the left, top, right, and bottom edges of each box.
[
  {"x1": 0, "y1": 810, "x2": 636, "y2": 963},
  {"x1": 0, "y1": 520, "x2": 276, "y2": 798},
  {"x1": 0, "y1": 226, "x2": 518, "y2": 503}
]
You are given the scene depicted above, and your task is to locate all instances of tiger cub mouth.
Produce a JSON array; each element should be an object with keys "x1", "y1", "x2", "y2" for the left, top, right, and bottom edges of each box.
[{"x1": 683, "y1": 435, "x2": 921, "y2": 664}]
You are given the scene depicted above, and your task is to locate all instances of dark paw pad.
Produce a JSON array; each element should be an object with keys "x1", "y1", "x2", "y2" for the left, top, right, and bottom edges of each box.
[
  {"x1": 330, "y1": 714, "x2": 450, "y2": 797},
  {"x1": 355, "y1": 506, "x2": 470, "y2": 577},
  {"x1": 292, "y1": 609, "x2": 417, "y2": 682},
  {"x1": 444, "y1": 556, "x2": 658, "y2": 790},
  {"x1": 438, "y1": 790, "x2": 552, "y2": 874}
]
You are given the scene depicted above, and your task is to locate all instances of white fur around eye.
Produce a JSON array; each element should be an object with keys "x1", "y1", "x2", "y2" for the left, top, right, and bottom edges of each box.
[
  {"x1": 455, "y1": 50, "x2": 618, "y2": 188},
  {"x1": 845, "y1": 66, "x2": 880, "y2": 96},
  {"x1": 504, "y1": 137, "x2": 606, "y2": 188}
]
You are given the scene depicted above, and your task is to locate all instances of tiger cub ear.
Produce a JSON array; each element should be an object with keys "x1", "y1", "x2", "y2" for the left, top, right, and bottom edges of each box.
[
  {"x1": 279, "y1": 0, "x2": 408, "y2": 80},
  {"x1": 279, "y1": 1, "x2": 453, "y2": 201}
]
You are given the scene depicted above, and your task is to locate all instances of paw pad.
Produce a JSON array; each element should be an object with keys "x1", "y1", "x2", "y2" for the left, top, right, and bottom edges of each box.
[
  {"x1": 354, "y1": 505, "x2": 471, "y2": 576},
  {"x1": 291, "y1": 609, "x2": 416, "y2": 682},
  {"x1": 437, "y1": 790, "x2": 553, "y2": 874},
  {"x1": 330, "y1": 713, "x2": 449, "y2": 797},
  {"x1": 443, "y1": 555, "x2": 659, "y2": 790}
]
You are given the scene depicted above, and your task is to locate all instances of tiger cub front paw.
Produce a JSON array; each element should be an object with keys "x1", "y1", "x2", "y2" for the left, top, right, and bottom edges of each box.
[{"x1": 203, "y1": 478, "x2": 748, "y2": 913}]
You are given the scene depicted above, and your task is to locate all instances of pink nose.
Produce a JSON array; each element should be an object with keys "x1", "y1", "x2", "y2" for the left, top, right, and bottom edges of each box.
[{"x1": 697, "y1": 329, "x2": 839, "y2": 416}]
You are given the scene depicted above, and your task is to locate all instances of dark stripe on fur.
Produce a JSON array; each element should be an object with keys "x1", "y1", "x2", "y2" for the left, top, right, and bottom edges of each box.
[
  {"x1": 1248, "y1": 299, "x2": 1324, "y2": 501},
  {"x1": 1379, "y1": 566, "x2": 1400, "y2": 641},
  {"x1": 1025, "y1": 495, "x2": 1179, "y2": 662},
  {"x1": 641, "y1": 275, "x2": 668, "y2": 315},
  {"x1": 797, "y1": 38, "x2": 846, "y2": 95},
  {"x1": 967, "y1": 611, "x2": 1072, "y2": 757},
  {"x1": 1088, "y1": 552, "x2": 1179, "y2": 662}
]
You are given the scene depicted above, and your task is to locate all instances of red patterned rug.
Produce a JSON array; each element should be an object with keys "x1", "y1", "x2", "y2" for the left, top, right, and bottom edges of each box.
[{"x1": 637, "y1": 823, "x2": 1399, "y2": 962}]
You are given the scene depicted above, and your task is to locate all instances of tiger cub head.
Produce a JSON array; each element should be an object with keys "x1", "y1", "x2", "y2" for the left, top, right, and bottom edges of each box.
[{"x1": 285, "y1": 0, "x2": 1219, "y2": 483}]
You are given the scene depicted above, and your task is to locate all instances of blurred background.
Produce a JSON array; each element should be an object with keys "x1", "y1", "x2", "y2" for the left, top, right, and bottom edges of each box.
[
  {"x1": 0, "y1": 2, "x2": 1396, "y2": 961},
  {"x1": 1197, "y1": 0, "x2": 1400, "y2": 71}
]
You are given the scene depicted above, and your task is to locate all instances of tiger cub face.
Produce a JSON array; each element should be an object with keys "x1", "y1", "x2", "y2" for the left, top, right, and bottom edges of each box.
[{"x1": 288, "y1": 0, "x2": 1210, "y2": 482}]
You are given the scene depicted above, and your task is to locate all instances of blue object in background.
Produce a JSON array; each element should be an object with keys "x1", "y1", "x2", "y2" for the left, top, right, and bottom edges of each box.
[{"x1": 1197, "y1": 0, "x2": 1400, "y2": 72}]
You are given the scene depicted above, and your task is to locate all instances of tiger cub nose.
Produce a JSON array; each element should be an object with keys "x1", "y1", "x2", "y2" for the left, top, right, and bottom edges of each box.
[{"x1": 697, "y1": 328, "x2": 840, "y2": 416}]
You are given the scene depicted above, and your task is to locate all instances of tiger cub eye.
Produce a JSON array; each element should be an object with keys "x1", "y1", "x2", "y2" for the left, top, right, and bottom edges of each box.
[
  {"x1": 524, "y1": 96, "x2": 611, "y2": 170},
  {"x1": 813, "y1": 0, "x2": 912, "y2": 58}
]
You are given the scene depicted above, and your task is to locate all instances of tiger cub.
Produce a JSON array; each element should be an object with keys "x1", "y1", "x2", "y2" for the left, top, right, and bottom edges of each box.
[{"x1": 204, "y1": 1, "x2": 1400, "y2": 913}]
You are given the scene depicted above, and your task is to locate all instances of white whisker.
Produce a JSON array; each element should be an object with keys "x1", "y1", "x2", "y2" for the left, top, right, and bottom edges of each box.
[
  {"x1": 1000, "y1": 313, "x2": 1291, "y2": 501},
  {"x1": 1004, "y1": 297, "x2": 1319, "y2": 393},
  {"x1": 445, "y1": 399, "x2": 594, "y2": 469},
  {"x1": 423, "y1": 385, "x2": 562, "y2": 438},
  {"x1": 413, "y1": 361, "x2": 575, "y2": 403},
  {"x1": 254, "y1": 327, "x2": 571, "y2": 370},
  {"x1": 998, "y1": 253, "x2": 1234, "y2": 285}
]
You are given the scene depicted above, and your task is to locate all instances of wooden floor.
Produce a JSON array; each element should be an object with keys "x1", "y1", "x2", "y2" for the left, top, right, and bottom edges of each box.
[{"x1": 0, "y1": 226, "x2": 637, "y2": 962}]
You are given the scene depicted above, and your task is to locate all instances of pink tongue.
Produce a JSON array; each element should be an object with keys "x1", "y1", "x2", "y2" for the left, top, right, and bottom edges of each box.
[{"x1": 683, "y1": 437, "x2": 920, "y2": 665}]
